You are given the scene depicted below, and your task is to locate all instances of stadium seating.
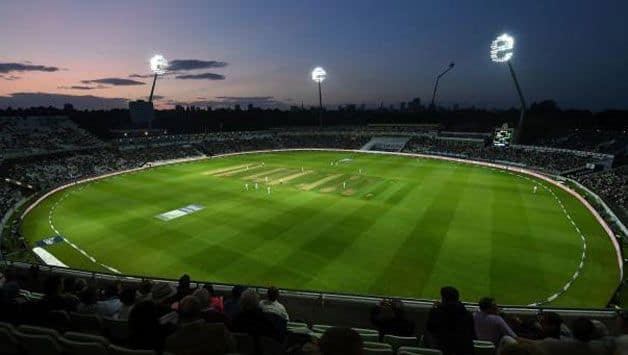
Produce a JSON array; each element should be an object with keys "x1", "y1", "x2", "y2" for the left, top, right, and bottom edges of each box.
[{"x1": 1, "y1": 123, "x2": 628, "y2": 355}]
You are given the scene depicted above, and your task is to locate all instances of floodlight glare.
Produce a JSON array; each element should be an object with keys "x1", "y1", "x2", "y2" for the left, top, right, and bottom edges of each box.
[
  {"x1": 490, "y1": 32, "x2": 526, "y2": 143},
  {"x1": 150, "y1": 54, "x2": 168, "y2": 75},
  {"x1": 490, "y1": 34, "x2": 514, "y2": 63},
  {"x1": 311, "y1": 67, "x2": 326, "y2": 83}
]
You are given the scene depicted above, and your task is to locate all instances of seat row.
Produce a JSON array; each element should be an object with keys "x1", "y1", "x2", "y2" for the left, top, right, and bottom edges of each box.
[
  {"x1": 287, "y1": 322, "x2": 496, "y2": 355},
  {"x1": 0, "y1": 322, "x2": 167, "y2": 355}
]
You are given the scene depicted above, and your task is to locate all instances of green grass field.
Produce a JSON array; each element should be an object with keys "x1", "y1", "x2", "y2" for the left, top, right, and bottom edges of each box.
[{"x1": 21, "y1": 151, "x2": 620, "y2": 307}]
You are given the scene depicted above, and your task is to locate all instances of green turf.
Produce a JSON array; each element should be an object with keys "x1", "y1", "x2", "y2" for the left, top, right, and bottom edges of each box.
[{"x1": 20, "y1": 151, "x2": 620, "y2": 307}]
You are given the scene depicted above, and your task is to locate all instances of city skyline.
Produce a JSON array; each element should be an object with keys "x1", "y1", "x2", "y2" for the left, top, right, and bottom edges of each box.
[{"x1": 1, "y1": 0, "x2": 627, "y2": 110}]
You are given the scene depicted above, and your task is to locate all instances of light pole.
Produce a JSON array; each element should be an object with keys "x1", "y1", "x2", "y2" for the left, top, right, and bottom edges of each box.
[
  {"x1": 149, "y1": 54, "x2": 168, "y2": 103},
  {"x1": 430, "y1": 62, "x2": 455, "y2": 110},
  {"x1": 311, "y1": 67, "x2": 326, "y2": 128},
  {"x1": 491, "y1": 34, "x2": 526, "y2": 143}
]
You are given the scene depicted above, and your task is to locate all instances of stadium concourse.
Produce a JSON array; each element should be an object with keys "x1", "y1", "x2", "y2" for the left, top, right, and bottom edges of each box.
[{"x1": 0, "y1": 116, "x2": 627, "y2": 355}]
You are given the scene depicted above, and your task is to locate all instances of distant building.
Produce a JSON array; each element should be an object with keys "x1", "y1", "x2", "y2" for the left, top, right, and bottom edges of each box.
[
  {"x1": 234, "y1": 104, "x2": 242, "y2": 111},
  {"x1": 400, "y1": 102, "x2": 406, "y2": 111},
  {"x1": 408, "y1": 97, "x2": 422, "y2": 112},
  {"x1": 129, "y1": 100, "x2": 154, "y2": 127},
  {"x1": 63, "y1": 103, "x2": 74, "y2": 112}
]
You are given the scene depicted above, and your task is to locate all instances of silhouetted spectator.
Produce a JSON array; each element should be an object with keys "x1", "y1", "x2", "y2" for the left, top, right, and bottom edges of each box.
[
  {"x1": 203, "y1": 283, "x2": 224, "y2": 313},
  {"x1": 538, "y1": 312, "x2": 565, "y2": 339},
  {"x1": 96, "y1": 284, "x2": 122, "y2": 317},
  {"x1": 224, "y1": 285, "x2": 247, "y2": 318},
  {"x1": 500, "y1": 342, "x2": 547, "y2": 355},
  {"x1": 38, "y1": 275, "x2": 72, "y2": 313},
  {"x1": 128, "y1": 300, "x2": 168, "y2": 352},
  {"x1": 474, "y1": 297, "x2": 516, "y2": 346},
  {"x1": 260, "y1": 286, "x2": 289, "y2": 321},
  {"x1": 165, "y1": 295, "x2": 235, "y2": 355},
  {"x1": 136, "y1": 279, "x2": 153, "y2": 302},
  {"x1": 370, "y1": 298, "x2": 415, "y2": 339},
  {"x1": 152, "y1": 282, "x2": 178, "y2": 322},
  {"x1": 193, "y1": 288, "x2": 230, "y2": 327},
  {"x1": 232, "y1": 289, "x2": 283, "y2": 341},
  {"x1": 176, "y1": 274, "x2": 194, "y2": 301},
  {"x1": 614, "y1": 310, "x2": 628, "y2": 354},
  {"x1": 319, "y1": 327, "x2": 364, "y2": 355},
  {"x1": 425, "y1": 286, "x2": 475, "y2": 355},
  {"x1": 531, "y1": 318, "x2": 610, "y2": 355},
  {"x1": 76, "y1": 287, "x2": 98, "y2": 314},
  {"x1": 117, "y1": 287, "x2": 136, "y2": 320}
]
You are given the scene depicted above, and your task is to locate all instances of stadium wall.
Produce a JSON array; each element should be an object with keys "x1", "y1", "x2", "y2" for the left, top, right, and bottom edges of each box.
[{"x1": 16, "y1": 148, "x2": 624, "y2": 307}]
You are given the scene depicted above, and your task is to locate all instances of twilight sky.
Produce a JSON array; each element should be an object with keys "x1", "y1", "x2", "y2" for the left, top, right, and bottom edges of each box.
[{"x1": 1, "y1": 0, "x2": 627, "y2": 110}]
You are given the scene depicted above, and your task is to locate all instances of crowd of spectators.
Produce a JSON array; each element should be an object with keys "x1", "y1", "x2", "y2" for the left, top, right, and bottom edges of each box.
[
  {"x1": 3, "y1": 269, "x2": 628, "y2": 355},
  {"x1": 0, "y1": 116, "x2": 102, "y2": 156},
  {"x1": 0, "y1": 269, "x2": 294, "y2": 354},
  {"x1": 0, "y1": 184, "x2": 22, "y2": 219},
  {"x1": 194, "y1": 133, "x2": 369, "y2": 156},
  {"x1": 403, "y1": 136, "x2": 602, "y2": 173},
  {"x1": 531, "y1": 130, "x2": 628, "y2": 154},
  {"x1": 579, "y1": 166, "x2": 628, "y2": 214},
  {"x1": 6, "y1": 146, "x2": 203, "y2": 189}
]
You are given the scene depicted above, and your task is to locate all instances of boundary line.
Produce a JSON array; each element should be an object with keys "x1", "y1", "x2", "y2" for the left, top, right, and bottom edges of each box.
[{"x1": 19, "y1": 148, "x2": 623, "y2": 303}]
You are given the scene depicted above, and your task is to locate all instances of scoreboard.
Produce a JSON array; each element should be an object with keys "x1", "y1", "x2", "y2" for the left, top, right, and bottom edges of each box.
[{"x1": 493, "y1": 127, "x2": 514, "y2": 147}]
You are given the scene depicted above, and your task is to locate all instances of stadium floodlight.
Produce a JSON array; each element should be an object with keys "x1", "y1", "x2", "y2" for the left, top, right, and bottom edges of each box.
[
  {"x1": 490, "y1": 33, "x2": 526, "y2": 143},
  {"x1": 490, "y1": 34, "x2": 514, "y2": 63},
  {"x1": 430, "y1": 62, "x2": 455, "y2": 110},
  {"x1": 311, "y1": 67, "x2": 326, "y2": 127},
  {"x1": 148, "y1": 54, "x2": 168, "y2": 103}
]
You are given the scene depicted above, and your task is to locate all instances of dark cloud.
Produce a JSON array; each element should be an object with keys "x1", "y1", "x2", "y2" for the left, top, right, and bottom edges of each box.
[
  {"x1": 0, "y1": 92, "x2": 128, "y2": 110},
  {"x1": 0, "y1": 62, "x2": 60, "y2": 73},
  {"x1": 0, "y1": 74, "x2": 20, "y2": 80},
  {"x1": 128, "y1": 73, "x2": 153, "y2": 79},
  {"x1": 216, "y1": 96, "x2": 274, "y2": 102},
  {"x1": 169, "y1": 96, "x2": 287, "y2": 109},
  {"x1": 58, "y1": 85, "x2": 107, "y2": 90},
  {"x1": 175, "y1": 72, "x2": 225, "y2": 80},
  {"x1": 168, "y1": 59, "x2": 227, "y2": 72},
  {"x1": 81, "y1": 78, "x2": 145, "y2": 86}
]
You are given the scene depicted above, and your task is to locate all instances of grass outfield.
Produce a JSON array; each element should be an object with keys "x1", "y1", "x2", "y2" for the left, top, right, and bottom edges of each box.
[{"x1": 21, "y1": 150, "x2": 620, "y2": 307}]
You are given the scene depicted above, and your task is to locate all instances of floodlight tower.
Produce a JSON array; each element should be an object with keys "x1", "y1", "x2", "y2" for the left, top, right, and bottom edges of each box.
[
  {"x1": 491, "y1": 34, "x2": 526, "y2": 143},
  {"x1": 149, "y1": 54, "x2": 168, "y2": 103},
  {"x1": 430, "y1": 62, "x2": 455, "y2": 110},
  {"x1": 311, "y1": 67, "x2": 326, "y2": 128}
]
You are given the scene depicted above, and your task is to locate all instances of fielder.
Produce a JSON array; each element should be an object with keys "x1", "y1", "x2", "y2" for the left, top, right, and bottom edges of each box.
[{"x1": 533, "y1": 185, "x2": 538, "y2": 194}]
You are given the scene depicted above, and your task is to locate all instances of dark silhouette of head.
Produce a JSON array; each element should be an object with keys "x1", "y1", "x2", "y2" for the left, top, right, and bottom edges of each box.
[
  {"x1": 440, "y1": 286, "x2": 460, "y2": 304},
  {"x1": 43, "y1": 275, "x2": 63, "y2": 296},
  {"x1": 120, "y1": 287, "x2": 136, "y2": 306},
  {"x1": 80, "y1": 287, "x2": 98, "y2": 306},
  {"x1": 267, "y1": 286, "x2": 279, "y2": 302},
  {"x1": 571, "y1": 317, "x2": 595, "y2": 342},
  {"x1": 203, "y1": 283, "x2": 215, "y2": 296},
  {"x1": 231, "y1": 285, "x2": 247, "y2": 299},
  {"x1": 178, "y1": 274, "x2": 191, "y2": 290},
  {"x1": 540, "y1": 312, "x2": 562, "y2": 338},
  {"x1": 128, "y1": 301, "x2": 161, "y2": 343},
  {"x1": 320, "y1": 327, "x2": 364, "y2": 355},
  {"x1": 478, "y1": 297, "x2": 498, "y2": 314},
  {"x1": 179, "y1": 295, "x2": 202, "y2": 323}
]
